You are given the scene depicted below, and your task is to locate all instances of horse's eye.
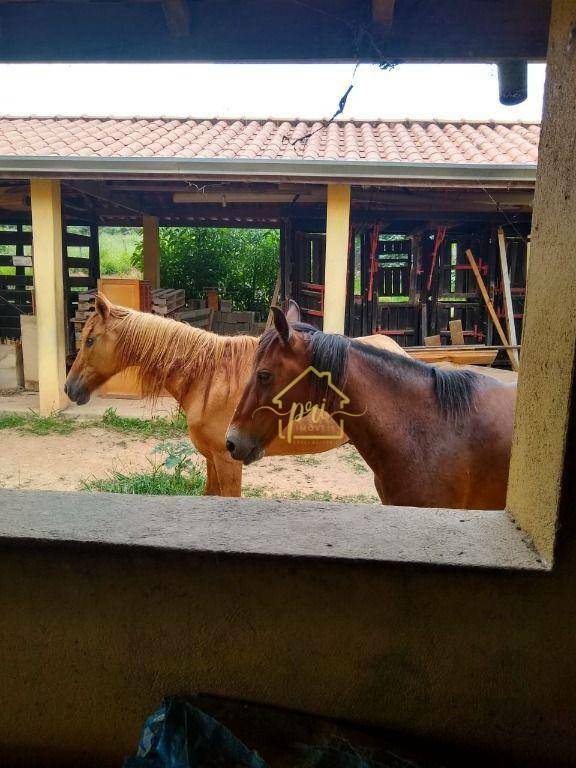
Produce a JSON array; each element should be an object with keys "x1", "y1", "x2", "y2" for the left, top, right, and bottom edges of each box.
[
  {"x1": 85, "y1": 337, "x2": 95, "y2": 348},
  {"x1": 257, "y1": 370, "x2": 272, "y2": 383}
]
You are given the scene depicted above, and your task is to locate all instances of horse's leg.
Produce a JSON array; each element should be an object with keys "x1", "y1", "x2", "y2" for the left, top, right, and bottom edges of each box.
[
  {"x1": 212, "y1": 451, "x2": 243, "y2": 497},
  {"x1": 204, "y1": 457, "x2": 222, "y2": 496}
]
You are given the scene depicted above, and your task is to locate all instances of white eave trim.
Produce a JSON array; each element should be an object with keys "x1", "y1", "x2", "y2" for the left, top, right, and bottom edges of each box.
[{"x1": 0, "y1": 155, "x2": 538, "y2": 183}]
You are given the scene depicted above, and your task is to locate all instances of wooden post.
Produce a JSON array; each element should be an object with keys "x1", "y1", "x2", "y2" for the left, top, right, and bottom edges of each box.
[
  {"x1": 506, "y1": 0, "x2": 576, "y2": 562},
  {"x1": 324, "y1": 184, "x2": 351, "y2": 334},
  {"x1": 449, "y1": 319, "x2": 465, "y2": 345},
  {"x1": 30, "y1": 179, "x2": 69, "y2": 415},
  {"x1": 497, "y1": 227, "x2": 520, "y2": 368},
  {"x1": 142, "y1": 215, "x2": 160, "y2": 289},
  {"x1": 465, "y1": 248, "x2": 519, "y2": 371}
]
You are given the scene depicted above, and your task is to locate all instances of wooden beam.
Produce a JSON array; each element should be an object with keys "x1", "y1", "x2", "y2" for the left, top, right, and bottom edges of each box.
[
  {"x1": 372, "y1": 0, "x2": 396, "y2": 29},
  {"x1": 173, "y1": 192, "x2": 325, "y2": 204},
  {"x1": 64, "y1": 182, "x2": 149, "y2": 217},
  {"x1": 142, "y1": 215, "x2": 160, "y2": 289},
  {"x1": 497, "y1": 227, "x2": 520, "y2": 368},
  {"x1": 449, "y1": 319, "x2": 465, "y2": 345},
  {"x1": 323, "y1": 184, "x2": 351, "y2": 334},
  {"x1": 30, "y1": 179, "x2": 69, "y2": 415},
  {"x1": 465, "y1": 248, "x2": 518, "y2": 371},
  {"x1": 162, "y1": 0, "x2": 191, "y2": 38}
]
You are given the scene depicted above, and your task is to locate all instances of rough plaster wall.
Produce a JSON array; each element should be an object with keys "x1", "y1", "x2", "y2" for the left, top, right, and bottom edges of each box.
[
  {"x1": 0, "y1": 545, "x2": 575, "y2": 768},
  {"x1": 507, "y1": 0, "x2": 576, "y2": 560}
]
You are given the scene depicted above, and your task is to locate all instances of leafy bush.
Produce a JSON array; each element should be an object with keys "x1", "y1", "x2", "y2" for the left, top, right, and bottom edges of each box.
[{"x1": 133, "y1": 227, "x2": 279, "y2": 318}]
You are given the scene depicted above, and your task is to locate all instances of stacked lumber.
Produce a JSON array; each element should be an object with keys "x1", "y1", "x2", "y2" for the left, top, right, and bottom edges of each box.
[
  {"x1": 175, "y1": 307, "x2": 213, "y2": 330},
  {"x1": 212, "y1": 309, "x2": 256, "y2": 335},
  {"x1": 151, "y1": 288, "x2": 185, "y2": 317},
  {"x1": 71, "y1": 290, "x2": 96, "y2": 351}
]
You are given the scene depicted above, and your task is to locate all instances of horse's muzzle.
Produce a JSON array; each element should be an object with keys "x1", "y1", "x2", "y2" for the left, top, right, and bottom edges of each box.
[
  {"x1": 64, "y1": 375, "x2": 91, "y2": 405},
  {"x1": 225, "y1": 425, "x2": 264, "y2": 465}
]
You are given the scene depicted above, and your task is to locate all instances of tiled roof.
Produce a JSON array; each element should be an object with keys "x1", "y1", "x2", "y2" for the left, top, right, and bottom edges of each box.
[{"x1": 0, "y1": 117, "x2": 540, "y2": 165}]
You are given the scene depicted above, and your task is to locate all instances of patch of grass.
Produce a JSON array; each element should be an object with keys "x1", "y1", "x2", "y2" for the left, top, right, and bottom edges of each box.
[
  {"x1": 242, "y1": 485, "x2": 378, "y2": 504},
  {"x1": 81, "y1": 465, "x2": 205, "y2": 495},
  {"x1": 293, "y1": 455, "x2": 321, "y2": 466},
  {"x1": 0, "y1": 410, "x2": 81, "y2": 435},
  {"x1": 0, "y1": 413, "x2": 27, "y2": 430},
  {"x1": 100, "y1": 407, "x2": 188, "y2": 438},
  {"x1": 341, "y1": 446, "x2": 369, "y2": 474},
  {"x1": 81, "y1": 439, "x2": 204, "y2": 495}
]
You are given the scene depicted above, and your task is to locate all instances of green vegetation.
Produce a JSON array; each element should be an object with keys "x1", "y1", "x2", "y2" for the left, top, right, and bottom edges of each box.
[
  {"x1": 293, "y1": 455, "x2": 321, "y2": 466},
  {"x1": 132, "y1": 226, "x2": 279, "y2": 318},
  {"x1": 0, "y1": 411, "x2": 79, "y2": 435},
  {"x1": 244, "y1": 485, "x2": 378, "y2": 504},
  {"x1": 81, "y1": 439, "x2": 205, "y2": 495},
  {"x1": 0, "y1": 407, "x2": 188, "y2": 438},
  {"x1": 97, "y1": 225, "x2": 280, "y2": 317},
  {"x1": 99, "y1": 227, "x2": 142, "y2": 276},
  {"x1": 341, "y1": 446, "x2": 368, "y2": 474},
  {"x1": 81, "y1": 465, "x2": 205, "y2": 495},
  {"x1": 100, "y1": 407, "x2": 188, "y2": 438}
]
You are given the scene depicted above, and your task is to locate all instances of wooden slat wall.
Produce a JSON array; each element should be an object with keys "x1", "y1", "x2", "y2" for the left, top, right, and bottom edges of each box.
[
  {"x1": 0, "y1": 224, "x2": 33, "y2": 340},
  {"x1": 63, "y1": 223, "x2": 99, "y2": 355}
]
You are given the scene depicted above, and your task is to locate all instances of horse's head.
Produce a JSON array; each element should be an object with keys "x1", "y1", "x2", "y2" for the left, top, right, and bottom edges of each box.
[
  {"x1": 65, "y1": 293, "x2": 126, "y2": 405},
  {"x1": 226, "y1": 301, "x2": 317, "y2": 464}
]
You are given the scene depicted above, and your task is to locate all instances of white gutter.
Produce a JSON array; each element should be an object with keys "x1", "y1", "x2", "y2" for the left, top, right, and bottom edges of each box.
[{"x1": 0, "y1": 155, "x2": 537, "y2": 184}]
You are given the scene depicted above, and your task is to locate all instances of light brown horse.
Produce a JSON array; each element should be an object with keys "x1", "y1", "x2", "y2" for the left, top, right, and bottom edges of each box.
[
  {"x1": 226, "y1": 307, "x2": 517, "y2": 509},
  {"x1": 65, "y1": 294, "x2": 407, "y2": 496}
]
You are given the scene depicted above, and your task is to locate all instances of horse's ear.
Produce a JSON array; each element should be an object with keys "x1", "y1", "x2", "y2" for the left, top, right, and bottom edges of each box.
[
  {"x1": 272, "y1": 306, "x2": 291, "y2": 345},
  {"x1": 94, "y1": 293, "x2": 111, "y2": 321},
  {"x1": 286, "y1": 300, "x2": 301, "y2": 324}
]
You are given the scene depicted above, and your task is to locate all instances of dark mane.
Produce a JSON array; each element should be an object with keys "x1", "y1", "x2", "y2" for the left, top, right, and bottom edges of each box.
[{"x1": 258, "y1": 323, "x2": 481, "y2": 421}]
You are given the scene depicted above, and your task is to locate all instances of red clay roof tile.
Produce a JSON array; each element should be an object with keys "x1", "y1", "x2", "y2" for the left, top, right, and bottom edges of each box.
[{"x1": 0, "y1": 117, "x2": 539, "y2": 165}]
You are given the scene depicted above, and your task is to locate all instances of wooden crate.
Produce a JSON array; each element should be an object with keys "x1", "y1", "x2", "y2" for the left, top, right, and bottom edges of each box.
[{"x1": 96, "y1": 278, "x2": 151, "y2": 398}]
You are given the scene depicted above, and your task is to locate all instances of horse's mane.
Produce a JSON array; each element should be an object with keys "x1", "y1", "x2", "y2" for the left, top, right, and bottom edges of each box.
[
  {"x1": 259, "y1": 322, "x2": 482, "y2": 421},
  {"x1": 104, "y1": 306, "x2": 258, "y2": 402}
]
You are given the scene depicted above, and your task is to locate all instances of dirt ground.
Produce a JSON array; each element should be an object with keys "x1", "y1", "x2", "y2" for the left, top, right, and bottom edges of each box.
[{"x1": 0, "y1": 425, "x2": 379, "y2": 502}]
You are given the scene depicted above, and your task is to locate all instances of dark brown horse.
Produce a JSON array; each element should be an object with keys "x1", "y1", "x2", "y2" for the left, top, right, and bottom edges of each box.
[{"x1": 226, "y1": 307, "x2": 517, "y2": 509}]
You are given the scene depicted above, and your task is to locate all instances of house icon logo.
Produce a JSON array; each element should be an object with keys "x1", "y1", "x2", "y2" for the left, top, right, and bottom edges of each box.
[{"x1": 254, "y1": 365, "x2": 362, "y2": 444}]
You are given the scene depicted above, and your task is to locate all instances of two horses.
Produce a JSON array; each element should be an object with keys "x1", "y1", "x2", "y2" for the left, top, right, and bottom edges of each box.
[
  {"x1": 227, "y1": 306, "x2": 517, "y2": 509},
  {"x1": 65, "y1": 294, "x2": 405, "y2": 496}
]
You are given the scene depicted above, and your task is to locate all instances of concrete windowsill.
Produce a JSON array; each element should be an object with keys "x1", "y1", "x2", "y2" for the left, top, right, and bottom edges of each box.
[{"x1": 0, "y1": 489, "x2": 547, "y2": 571}]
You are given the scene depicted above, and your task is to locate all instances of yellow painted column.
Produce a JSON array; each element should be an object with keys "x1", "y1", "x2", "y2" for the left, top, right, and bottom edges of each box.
[
  {"x1": 142, "y1": 215, "x2": 160, "y2": 289},
  {"x1": 323, "y1": 184, "x2": 351, "y2": 334},
  {"x1": 30, "y1": 179, "x2": 69, "y2": 415},
  {"x1": 506, "y1": 0, "x2": 576, "y2": 563}
]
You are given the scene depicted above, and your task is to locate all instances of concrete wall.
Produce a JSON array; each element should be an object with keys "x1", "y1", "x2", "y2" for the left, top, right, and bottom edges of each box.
[{"x1": 1, "y1": 521, "x2": 575, "y2": 768}]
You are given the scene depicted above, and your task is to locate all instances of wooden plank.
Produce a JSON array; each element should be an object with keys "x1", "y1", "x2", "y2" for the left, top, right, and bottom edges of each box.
[
  {"x1": 265, "y1": 272, "x2": 281, "y2": 330},
  {"x1": 465, "y1": 248, "x2": 518, "y2": 371},
  {"x1": 409, "y1": 348, "x2": 498, "y2": 366},
  {"x1": 424, "y1": 334, "x2": 441, "y2": 347},
  {"x1": 497, "y1": 227, "x2": 520, "y2": 368},
  {"x1": 449, "y1": 319, "x2": 465, "y2": 345}
]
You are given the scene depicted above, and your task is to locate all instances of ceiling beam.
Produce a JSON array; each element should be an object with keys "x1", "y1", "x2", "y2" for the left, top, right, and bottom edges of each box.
[
  {"x1": 173, "y1": 191, "x2": 326, "y2": 204},
  {"x1": 64, "y1": 181, "x2": 151, "y2": 217}
]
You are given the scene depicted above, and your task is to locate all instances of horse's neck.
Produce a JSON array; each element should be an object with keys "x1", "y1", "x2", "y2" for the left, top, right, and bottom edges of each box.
[
  {"x1": 118, "y1": 319, "x2": 257, "y2": 406},
  {"x1": 339, "y1": 348, "x2": 436, "y2": 492}
]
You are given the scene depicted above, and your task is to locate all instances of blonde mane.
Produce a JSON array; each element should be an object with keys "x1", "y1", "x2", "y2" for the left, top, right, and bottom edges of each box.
[{"x1": 107, "y1": 306, "x2": 258, "y2": 403}]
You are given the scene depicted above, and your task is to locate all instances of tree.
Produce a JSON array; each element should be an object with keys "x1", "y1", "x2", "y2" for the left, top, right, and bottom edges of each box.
[{"x1": 133, "y1": 227, "x2": 279, "y2": 318}]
